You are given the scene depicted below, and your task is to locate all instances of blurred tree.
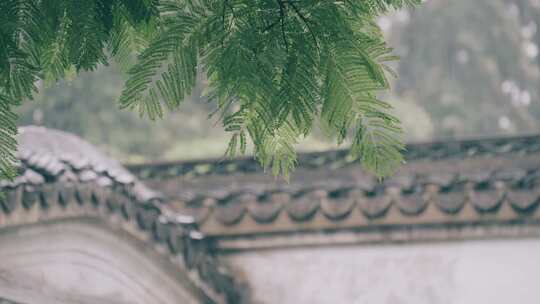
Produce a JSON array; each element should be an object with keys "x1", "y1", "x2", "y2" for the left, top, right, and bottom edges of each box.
[
  {"x1": 516, "y1": 0, "x2": 540, "y2": 65},
  {"x1": 392, "y1": 0, "x2": 540, "y2": 137},
  {"x1": 17, "y1": 63, "x2": 343, "y2": 163},
  {"x1": 18, "y1": 64, "x2": 228, "y2": 162}
]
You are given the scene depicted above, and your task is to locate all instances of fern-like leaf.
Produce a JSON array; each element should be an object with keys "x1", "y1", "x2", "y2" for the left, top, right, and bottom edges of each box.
[
  {"x1": 119, "y1": 2, "x2": 204, "y2": 119},
  {"x1": 0, "y1": 0, "x2": 421, "y2": 179}
]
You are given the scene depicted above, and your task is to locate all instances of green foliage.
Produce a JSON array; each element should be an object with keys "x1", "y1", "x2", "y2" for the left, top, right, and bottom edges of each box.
[
  {"x1": 0, "y1": 0, "x2": 420, "y2": 180},
  {"x1": 0, "y1": 0, "x2": 158, "y2": 179},
  {"x1": 120, "y1": 0, "x2": 418, "y2": 178}
]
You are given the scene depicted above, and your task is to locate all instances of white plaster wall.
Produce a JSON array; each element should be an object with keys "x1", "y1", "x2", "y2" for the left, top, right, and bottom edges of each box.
[
  {"x1": 227, "y1": 238, "x2": 540, "y2": 304},
  {"x1": 0, "y1": 219, "x2": 203, "y2": 304}
]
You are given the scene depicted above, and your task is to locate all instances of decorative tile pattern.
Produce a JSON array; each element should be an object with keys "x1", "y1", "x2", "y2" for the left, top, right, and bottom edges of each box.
[
  {"x1": 174, "y1": 167, "x2": 540, "y2": 236},
  {"x1": 136, "y1": 134, "x2": 540, "y2": 238}
]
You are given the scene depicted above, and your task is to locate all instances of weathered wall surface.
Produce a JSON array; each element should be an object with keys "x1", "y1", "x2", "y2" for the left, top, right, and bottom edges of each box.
[
  {"x1": 0, "y1": 219, "x2": 201, "y2": 304},
  {"x1": 226, "y1": 238, "x2": 540, "y2": 304}
]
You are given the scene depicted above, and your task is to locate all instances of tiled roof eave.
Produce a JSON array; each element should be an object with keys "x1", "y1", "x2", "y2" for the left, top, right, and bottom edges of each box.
[
  {"x1": 0, "y1": 126, "x2": 242, "y2": 304},
  {"x1": 127, "y1": 133, "x2": 540, "y2": 180},
  {"x1": 195, "y1": 187, "x2": 540, "y2": 236},
  {"x1": 0, "y1": 179, "x2": 240, "y2": 304},
  {"x1": 168, "y1": 168, "x2": 540, "y2": 238},
  {"x1": 126, "y1": 131, "x2": 540, "y2": 245}
]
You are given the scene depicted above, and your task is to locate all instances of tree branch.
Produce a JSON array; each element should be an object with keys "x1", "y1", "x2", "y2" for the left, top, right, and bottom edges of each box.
[
  {"x1": 276, "y1": 0, "x2": 289, "y2": 52},
  {"x1": 285, "y1": 1, "x2": 320, "y2": 51}
]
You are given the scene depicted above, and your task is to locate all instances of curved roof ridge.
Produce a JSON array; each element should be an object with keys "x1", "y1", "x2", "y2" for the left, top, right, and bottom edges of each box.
[
  {"x1": 0, "y1": 126, "x2": 241, "y2": 304},
  {"x1": 127, "y1": 133, "x2": 540, "y2": 180}
]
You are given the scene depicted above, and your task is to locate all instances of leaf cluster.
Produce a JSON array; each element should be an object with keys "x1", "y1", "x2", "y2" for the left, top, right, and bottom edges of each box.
[
  {"x1": 0, "y1": 0, "x2": 420, "y2": 180},
  {"x1": 0, "y1": 0, "x2": 157, "y2": 178}
]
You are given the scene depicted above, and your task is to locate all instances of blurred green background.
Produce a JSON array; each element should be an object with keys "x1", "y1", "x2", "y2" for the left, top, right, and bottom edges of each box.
[{"x1": 17, "y1": 0, "x2": 540, "y2": 163}]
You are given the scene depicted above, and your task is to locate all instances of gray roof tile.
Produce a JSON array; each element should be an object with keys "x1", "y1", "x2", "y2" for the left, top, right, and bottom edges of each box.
[{"x1": 0, "y1": 126, "x2": 241, "y2": 303}]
